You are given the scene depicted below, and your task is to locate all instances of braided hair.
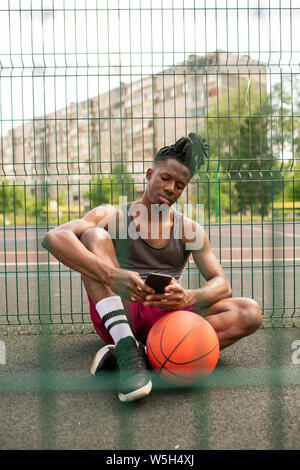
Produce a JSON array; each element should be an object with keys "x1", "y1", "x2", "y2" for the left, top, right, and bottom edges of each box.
[{"x1": 154, "y1": 133, "x2": 209, "y2": 179}]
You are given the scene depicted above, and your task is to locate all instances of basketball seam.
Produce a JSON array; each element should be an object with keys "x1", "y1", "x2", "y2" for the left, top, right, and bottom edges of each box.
[
  {"x1": 147, "y1": 335, "x2": 162, "y2": 367},
  {"x1": 159, "y1": 313, "x2": 204, "y2": 361},
  {"x1": 159, "y1": 314, "x2": 174, "y2": 361},
  {"x1": 162, "y1": 367, "x2": 204, "y2": 382},
  {"x1": 162, "y1": 342, "x2": 219, "y2": 366},
  {"x1": 159, "y1": 320, "x2": 204, "y2": 373}
]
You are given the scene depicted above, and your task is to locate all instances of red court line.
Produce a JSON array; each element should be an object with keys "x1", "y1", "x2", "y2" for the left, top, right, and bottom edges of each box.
[{"x1": 1, "y1": 247, "x2": 300, "y2": 264}]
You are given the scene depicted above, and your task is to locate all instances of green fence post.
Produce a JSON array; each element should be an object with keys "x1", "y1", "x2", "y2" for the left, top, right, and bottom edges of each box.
[{"x1": 215, "y1": 161, "x2": 219, "y2": 222}]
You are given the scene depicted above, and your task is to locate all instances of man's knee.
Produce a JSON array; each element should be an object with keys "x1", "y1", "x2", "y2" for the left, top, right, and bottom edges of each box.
[
  {"x1": 236, "y1": 298, "x2": 263, "y2": 335},
  {"x1": 80, "y1": 227, "x2": 111, "y2": 249}
]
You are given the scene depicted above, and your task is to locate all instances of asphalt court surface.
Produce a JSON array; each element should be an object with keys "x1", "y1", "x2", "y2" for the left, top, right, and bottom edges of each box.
[
  {"x1": 0, "y1": 328, "x2": 299, "y2": 450},
  {"x1": 1, "y1": 222, "x2": 299, "y2": 326},
  {"x1": 0, "y1": 221, "x2": 299, "y2": 450},
  {"x1": 1, "y1": 222, "x2": 300, "y2": 264}
]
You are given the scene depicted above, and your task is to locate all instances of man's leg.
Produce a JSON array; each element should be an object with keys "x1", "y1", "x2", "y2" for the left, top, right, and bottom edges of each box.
[
  {"x1": 80, "y1": 227, "x2": 120, "y2": 306},
  {"x1": 80, "y1": 227, "x2": 151, "y2": 402},
  {"x1": 202, "y1": 297, "x2": 263, "y2": 350},
  {"x1": 80, "y1": 227, "x2": 137, "y2": 342}
]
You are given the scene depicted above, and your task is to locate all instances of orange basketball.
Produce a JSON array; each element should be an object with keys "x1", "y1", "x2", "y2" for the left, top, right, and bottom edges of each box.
[{"x1": 146, "y1": 310, "x2": 219, "y2": 386}]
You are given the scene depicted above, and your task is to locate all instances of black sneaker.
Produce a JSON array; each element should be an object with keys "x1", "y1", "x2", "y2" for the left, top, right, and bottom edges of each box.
[
  {"x1": 115, "y1": 337, "x2": 152, "y2": 402},
  {"x1": 139, "y1": 342, "x2": 152, "y2": 370},
  {"x1": 90, "y1": 344, "x2": 117, "y2": 375}
]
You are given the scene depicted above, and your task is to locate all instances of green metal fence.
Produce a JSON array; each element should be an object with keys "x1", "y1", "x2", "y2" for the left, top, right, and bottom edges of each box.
[
  {"x1": 0, "y1": 1, "x2": 299, "y2": 332},
  {"x1": 0, "y1": 0, "x2": 299, "y2": 453}
]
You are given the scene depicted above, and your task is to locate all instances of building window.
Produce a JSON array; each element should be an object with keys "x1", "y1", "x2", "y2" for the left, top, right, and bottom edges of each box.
[
  {"x1": 209, "y1": 88, "x2": 217, "y2": 97},
  {"x1": 190, "y1": 107, "x2": 205, "y2": 117},
  {"x1": 81, "y1": 99, "x2": 91, "y2": 109},
  {"x1": 207, "y1": 74, "x2": 216, "y2": 83},
  {"x1": 191, "y1": 91, "x2": 204, "y2": 102}
]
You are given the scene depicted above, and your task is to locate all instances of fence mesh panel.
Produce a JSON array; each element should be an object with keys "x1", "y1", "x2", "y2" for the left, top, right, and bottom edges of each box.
[
  {"x1": 1, "y1": 1, "x2": 299, "y2": 331},
  {"x1": 0, "y1": 1, "x2": 299, "y2": 452}
]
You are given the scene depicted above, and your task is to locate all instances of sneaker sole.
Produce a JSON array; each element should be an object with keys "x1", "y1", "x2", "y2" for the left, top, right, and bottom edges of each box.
[
  {"x1": 118, "y1": 379, "x2": 152, "y2": 402},
  {"x1": 90, "y1": 344, "x2": 116, "y2": 375}
]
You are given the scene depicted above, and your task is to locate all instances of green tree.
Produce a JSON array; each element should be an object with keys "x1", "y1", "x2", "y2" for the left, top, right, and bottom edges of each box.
[
  {"x1": 270, "y1": 74, "x2": 300, "y2": 204},
  {"x1": 270, "y1": 75, "x2": 300, "y2": 159},
  {"x1": 205, "y1": 80, "x2": 278, "y2": 216},
  {"x1": 86, "y1": 163, "x2": 136, "y2": 207},
  {"x1": 0, "y1": 179, "x2": 24, "y2": 214},
  {"x1": 283, "y1": 160, "x2": 300, "y2": 202}
]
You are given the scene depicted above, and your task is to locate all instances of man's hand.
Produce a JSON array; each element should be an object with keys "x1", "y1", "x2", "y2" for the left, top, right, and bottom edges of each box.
[
  {"x1": 143, "y1": 278, "x2": 195, "y2": 310},
  {"x1": 110, "y1": 268, "x2": 155, "y2": 302}
]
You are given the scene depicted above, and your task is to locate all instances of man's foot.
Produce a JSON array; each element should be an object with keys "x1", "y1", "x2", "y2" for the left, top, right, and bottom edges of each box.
[
  {"x1": 142, "y1": 343, "x2": 152, "y2": 370},
  {"x1": 90, "y1": 344, "x2": 117, "y2": 375},
  {"x1": 115, "y1": 337, "x2": 152, "y2": 402}
]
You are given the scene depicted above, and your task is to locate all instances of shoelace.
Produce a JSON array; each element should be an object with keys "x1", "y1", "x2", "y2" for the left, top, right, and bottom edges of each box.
[{"x1": 117, "y1": 340, "x2": 146, "y2": 375}]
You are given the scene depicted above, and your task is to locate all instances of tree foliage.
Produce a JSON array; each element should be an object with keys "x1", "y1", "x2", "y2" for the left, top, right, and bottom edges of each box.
[
  {"x1": 86, "y1": 163, "x2": 137, "y2": 207},
  {"x1": 201, "y1": 80, "x2": 282, "y2": 215},
  {"x1": 0, "y1": 179, "x2": 24, "y2": 214}
]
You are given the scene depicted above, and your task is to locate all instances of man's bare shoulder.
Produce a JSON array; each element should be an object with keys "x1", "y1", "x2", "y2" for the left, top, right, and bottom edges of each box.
[
  {"x1": 84, "y1": 204, "x2": 117, "y2": 220},
  {"x1": 83, "y1": 204, "x2": 126, "y2": 231},
  {"x1": 181, "y1": 215, "x2": 206, "y2": 251}
]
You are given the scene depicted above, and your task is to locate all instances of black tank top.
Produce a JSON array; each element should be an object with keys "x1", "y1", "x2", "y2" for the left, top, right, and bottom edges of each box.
[{"x1": 112, "y1": 202, "x2": 191, "y2": 283}]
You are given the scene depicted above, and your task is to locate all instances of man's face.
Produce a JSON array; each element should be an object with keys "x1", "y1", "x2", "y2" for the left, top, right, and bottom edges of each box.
[{"x1": 146, "y1": 158, "x2": 191, "y2": 206}]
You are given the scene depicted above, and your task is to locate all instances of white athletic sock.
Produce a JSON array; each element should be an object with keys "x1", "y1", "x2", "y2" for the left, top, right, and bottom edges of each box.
[{"x1": 95, "y1": 296, "x2": 136, "y2": 345}]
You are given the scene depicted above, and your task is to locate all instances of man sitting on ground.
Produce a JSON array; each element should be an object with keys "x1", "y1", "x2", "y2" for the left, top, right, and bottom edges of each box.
[{"x1": 42, "y1": 134, "x2": 262, "y2": 402}]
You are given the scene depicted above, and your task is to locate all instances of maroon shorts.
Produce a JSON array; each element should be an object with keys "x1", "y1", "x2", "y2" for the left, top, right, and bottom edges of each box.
[{"x1": 86, "y1": 292, "x2": 196, "y2": 345}]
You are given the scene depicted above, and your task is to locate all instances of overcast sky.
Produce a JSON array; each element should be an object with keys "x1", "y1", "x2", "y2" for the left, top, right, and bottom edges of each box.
[{"x1": 0, "y1": 0, "x2": 299, "y2": 136}]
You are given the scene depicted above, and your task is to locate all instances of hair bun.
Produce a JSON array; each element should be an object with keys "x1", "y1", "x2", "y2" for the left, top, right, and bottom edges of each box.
[{"x1": 188, "y1": 133, "x2": 209, "y2": 169}]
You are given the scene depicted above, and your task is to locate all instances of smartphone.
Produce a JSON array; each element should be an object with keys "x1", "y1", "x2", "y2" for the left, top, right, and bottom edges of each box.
[{"x1": 145, "y1": 273, "x2": 172, "y2": 294}]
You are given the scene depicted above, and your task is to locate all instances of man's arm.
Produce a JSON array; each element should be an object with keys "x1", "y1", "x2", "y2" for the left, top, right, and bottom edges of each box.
[
  {"x1": 143, "y1": 220, "x2": 231, "y2": 310},
  {"x1": 188, "y1": 228, "x2": 232, "y2": 308},
  {"x1": 42, "y1": 205, "x2": 117, "y2": 283},
  {"x1": 42, "y1": 205, "x2": 154, "y2": 299}
]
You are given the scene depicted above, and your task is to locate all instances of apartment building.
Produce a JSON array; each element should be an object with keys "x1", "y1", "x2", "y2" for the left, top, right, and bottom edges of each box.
[{"x1": 0, "y1": 51, "x2": 267, "y2": 203}]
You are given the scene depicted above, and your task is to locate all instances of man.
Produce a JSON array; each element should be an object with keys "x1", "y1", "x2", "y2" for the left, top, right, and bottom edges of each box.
[{"x1": 42, "y1": 133, "x2": 262, "y2": 403}]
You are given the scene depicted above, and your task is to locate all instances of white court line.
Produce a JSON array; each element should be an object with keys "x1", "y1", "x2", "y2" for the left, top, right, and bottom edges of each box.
[
  {"x1": 190, "y1": 259, "x2": 300, "y2": 264},
  {"x1": 1, "y1": 245, "x2": 299, "y2": 255},
  {"x1": 2, "y1": 262, "x2": 59, "y2": 265},
  {"x1": 1, "y1": 259, "x2": 300, "y2": 267},
  {"x1": 251, "y1": 226, "x2": 300, "y2": 239},
  {"x1": 208, "y1": 225, "x2": 300, "y2": 239}
]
